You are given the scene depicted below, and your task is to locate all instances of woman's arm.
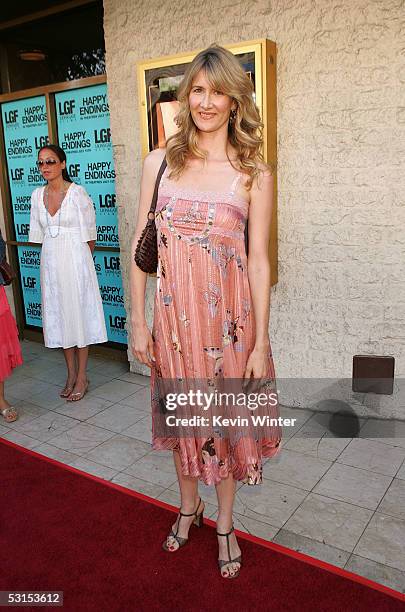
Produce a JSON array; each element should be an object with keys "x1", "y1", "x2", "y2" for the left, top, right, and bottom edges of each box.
[
  {"x1": 244, "y1": 166, "x2": 275, "y2": 379},
  {"x1": 130, "y1": 148, "x2": 165, "y2": 367}
]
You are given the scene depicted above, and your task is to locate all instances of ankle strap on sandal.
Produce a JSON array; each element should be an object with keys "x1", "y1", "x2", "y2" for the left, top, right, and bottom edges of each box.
[
  {"x1": 216, "y1": 525, "x2": 235, "y2": 563},
  {"x1": 216, "y1": 525, "x2": 235, "y2": 537},
  {"x1": 179, "y1": 497, "x2": 202, "y2": 517}
]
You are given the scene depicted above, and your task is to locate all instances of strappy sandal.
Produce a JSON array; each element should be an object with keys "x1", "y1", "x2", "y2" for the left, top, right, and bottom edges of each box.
[
  {"x1": 66, "y1": 380, "x2": 89, "y2": 402},
  {"x1": 162, "y1": 497, "x2": 204, "y2": 552},
  {"x1": 217, "y1": 525, "x2": 242, "y2": 579},
  {"x1": 60, "y1": 383, "x2": 75, "y2": 398},
  {"x1": 1, "y1": 406, "x2": 18, "y2": 423}
]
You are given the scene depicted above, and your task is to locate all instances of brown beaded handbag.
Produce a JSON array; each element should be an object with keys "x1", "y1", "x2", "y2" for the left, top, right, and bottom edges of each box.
[
  {"x1": 0, "y1": 260, "x2": 16, "y2": 286},
  {"x1": 134, "y1": 156, "x2": 167, "y2": 273}
]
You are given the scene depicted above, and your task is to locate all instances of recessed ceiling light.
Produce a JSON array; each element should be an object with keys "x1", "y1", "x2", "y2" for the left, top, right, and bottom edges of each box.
[{"x1": 19, "y1": 50, "x2": 46, "y2": 61}]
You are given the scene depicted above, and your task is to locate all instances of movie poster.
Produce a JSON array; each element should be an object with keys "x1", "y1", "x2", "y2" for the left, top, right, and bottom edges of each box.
[
  {"x1": 55, "y1": 84, "x2": 118, "y2": 248},
  {"x1": 93, "y1": 251, "x2": 127, "y2": 344},
  {"x1": 55, "y1": 84, "x2": 127, "y2": 344},
  {"x1": 1, "y1": 95, "x2": 48, "y2": 242},
  {"x1": 17, "y1": 245, "x2": 42, "y2": 327},
  {"x1": 1, "y1": 87, "x2": 127, "y2": 344}
]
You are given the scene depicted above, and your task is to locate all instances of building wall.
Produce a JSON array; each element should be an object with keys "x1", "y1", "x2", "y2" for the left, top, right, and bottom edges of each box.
[{"x1": 103, "y1": 0, "x2": 405, "y2": 415}]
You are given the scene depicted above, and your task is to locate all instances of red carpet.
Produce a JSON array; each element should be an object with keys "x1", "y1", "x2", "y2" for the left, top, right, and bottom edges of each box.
[{"x1": 1, "y1": 438, "x2": 404, "y2": 612}]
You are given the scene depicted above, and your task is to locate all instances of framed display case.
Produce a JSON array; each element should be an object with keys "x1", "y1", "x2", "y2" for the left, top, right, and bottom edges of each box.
[{"x1": 137, "y1": 39, "x2": 278, "y2": 284}]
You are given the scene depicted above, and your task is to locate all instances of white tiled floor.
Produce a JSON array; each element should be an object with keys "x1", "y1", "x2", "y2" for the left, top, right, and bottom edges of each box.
[{"x1": 2, "y1": 340, "x2": 405, "y2": 594}]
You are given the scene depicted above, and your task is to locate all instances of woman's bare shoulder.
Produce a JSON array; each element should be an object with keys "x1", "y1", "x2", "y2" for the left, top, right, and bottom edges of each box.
[
  {"x1": 251, "y1": 161, "x2": 275, "y2": 193},
  {"x1": 143, "y1": 148, "x2": 166, "y2": 173},
  {"x1": 257, "y1": 160, "x2": 274, "y2": 177}
]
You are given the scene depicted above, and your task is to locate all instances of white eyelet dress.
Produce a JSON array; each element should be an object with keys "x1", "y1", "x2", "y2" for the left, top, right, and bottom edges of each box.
[{"x1": 28, "y1": 182, "x2": 107, "y2": 349}]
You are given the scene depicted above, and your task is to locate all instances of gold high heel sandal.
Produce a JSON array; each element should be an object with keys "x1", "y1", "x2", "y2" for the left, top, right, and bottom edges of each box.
[
  {"x1": 0, "y1": 406, "x2": 18, "y2": 423},
  {"x1": 60, "y1": 384, "x2": 75, "y2": 398},
  {"x1": 66, "y1": 380, "x2": 89, "y2": 402},
  {"x1": 162, "y1": 497, "x2": 204, "y2": 552},
  {"x1": 60, "y1": 373, "x2": 77, "y2": 398}
]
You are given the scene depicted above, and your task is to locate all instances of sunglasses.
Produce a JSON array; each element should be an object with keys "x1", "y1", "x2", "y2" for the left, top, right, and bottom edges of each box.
[{"x1": 36, "y1": 159, "x2": 59, "y2": 167}]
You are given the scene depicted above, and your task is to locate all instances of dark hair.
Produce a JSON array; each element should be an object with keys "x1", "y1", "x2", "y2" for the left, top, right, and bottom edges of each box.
[{"x1": 38, "y1": 144, "x2": 72, "y2": 183}]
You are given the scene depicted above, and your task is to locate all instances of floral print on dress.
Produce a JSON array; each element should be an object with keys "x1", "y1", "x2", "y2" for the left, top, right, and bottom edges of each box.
[
  {"x1": 222, "y1": 309, "x2": 244, "y2": 347},
  {"x1": 210, "y1": 243, "x2": 236, "y2": 278},
  {"x1": 178, "y1": 201, "x2": 205, "y2": 224},
  {"x1": 179, "y1": 312, "x2": 190, "y2": 327},
  {"x1": 203, "y1": 283, "x2": 222, "y2": 318},
  {"x1": 203, "y1": 347, "x2": 224, "y2": 378},
  {"x1": 150, "y1": 169, "x2": 282, "y2": 486},
  {"x1": 201, "y1": 437, "x2": 216, "y2": 464}
]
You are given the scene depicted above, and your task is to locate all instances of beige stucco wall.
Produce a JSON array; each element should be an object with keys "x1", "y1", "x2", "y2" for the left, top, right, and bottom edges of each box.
[{"x1": 103, "y1": 0, "x2": 405, "y2": 417}]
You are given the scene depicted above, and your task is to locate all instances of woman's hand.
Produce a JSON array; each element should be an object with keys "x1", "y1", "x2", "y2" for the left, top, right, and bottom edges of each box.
[
  {"x1": 131, "y1": 320, "x2": 155, "y2": 368},
  {"x1": 243, "y1": 341, "x2": 270, "y2": 393}
]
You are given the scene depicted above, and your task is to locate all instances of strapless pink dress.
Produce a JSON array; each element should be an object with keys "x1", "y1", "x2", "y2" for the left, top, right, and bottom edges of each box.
[{"x1": 150, "y1": 169, "x2": 281, "y2": 486}]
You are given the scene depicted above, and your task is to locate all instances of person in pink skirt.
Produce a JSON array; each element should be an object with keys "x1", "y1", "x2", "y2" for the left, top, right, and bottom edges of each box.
[
  {"x1": 0, "y1": 231, "x2": 23, "y2": 423},
  {"x1": 131, "y1": 45, "x2": 282, "y2": 579}
]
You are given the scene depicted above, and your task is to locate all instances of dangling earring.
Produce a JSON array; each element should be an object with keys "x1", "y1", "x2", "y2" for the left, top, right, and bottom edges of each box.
[{"x1": 229, "y1": 108, "x2": 237, "y2": 124}]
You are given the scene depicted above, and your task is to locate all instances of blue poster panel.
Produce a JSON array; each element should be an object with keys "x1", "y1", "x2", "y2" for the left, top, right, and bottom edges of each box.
[
  {"x1": 55, "y1": 84, "x2": 118, "y2": 247},
  {"x1": 1, "y1": 96, "x2": 48, "y2": 242},
  {"x1": 55, "y1": 83, "x2": 127, "y2": 345},
  {"x1": 93, "y1": 251, "x2": 127, "y2": 344},
  {"x1": 17, "y1": 245, "x2": 42, "y2": 327},
  {"x1": 2, "y1": 87, "x2": 127, "y2": 346}
]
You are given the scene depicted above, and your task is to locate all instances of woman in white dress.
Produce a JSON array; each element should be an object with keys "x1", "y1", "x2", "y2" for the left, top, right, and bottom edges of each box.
[{"x1": 29, "y1": 145, "x2": 107, "y2": 401}]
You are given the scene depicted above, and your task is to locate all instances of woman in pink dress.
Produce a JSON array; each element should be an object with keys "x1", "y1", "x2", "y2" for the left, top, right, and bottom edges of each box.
[
  {"x1": 0, "y1": 231, "x2": 23, "y2": 423},
  {"x1": 130, "y1": 45, "x2": 281, "y2": 579}
]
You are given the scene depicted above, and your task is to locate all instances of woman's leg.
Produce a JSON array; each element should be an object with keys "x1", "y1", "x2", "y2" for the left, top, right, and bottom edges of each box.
[
  {"x1": 0, "y1": 380, "x2": 17, "y2": 421},
  {"x1": 67, "y1": 347, "x2": 89, "y2": 401},
  {"x1": 61, "y1": 347, "x2": 77, "y2": 396},
  {"x1": 215, "y1": 474, "x2": 242, "y2": 577},
  {"x1": 164, "y1": 449, "x2": 203, "y2": 550},
  {"x1": 0, "y1": 380, "x2": 8, "y2": 409}
]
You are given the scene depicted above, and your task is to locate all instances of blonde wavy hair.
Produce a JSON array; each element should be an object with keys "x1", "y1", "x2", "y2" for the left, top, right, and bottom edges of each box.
[{"x1": 166, "y1": 45, "x2": 271, "y2": 189}]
